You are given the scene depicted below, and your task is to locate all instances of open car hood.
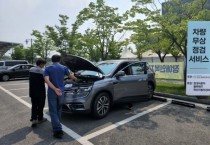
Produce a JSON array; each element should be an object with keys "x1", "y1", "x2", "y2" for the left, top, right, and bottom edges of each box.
[{"x1": 61, "y1": 55, "x2": 104, "y2": 74}]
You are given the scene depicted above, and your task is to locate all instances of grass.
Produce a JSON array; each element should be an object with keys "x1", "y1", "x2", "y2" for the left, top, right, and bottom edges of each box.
[
  {"x1": 155, "y1": 82, "x2": 186, "y2": 96},
  {"x1": 155, "y1": 81, "x2": 210, "y2": 99}
]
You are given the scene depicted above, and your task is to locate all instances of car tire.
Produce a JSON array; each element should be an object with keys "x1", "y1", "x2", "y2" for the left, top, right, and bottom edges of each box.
[
  {"x1": 148, "y1": 83, "x2": 154, "y2": 99},
  {"x1": 2, "y1": 74, "x2": 10, "y2": 81},
  {"x1": 92, "y1": 92, "x2": 111, "y2": 119}
]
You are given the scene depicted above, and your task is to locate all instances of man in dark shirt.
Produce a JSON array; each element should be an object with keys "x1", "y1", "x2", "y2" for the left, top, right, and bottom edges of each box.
[
  {"x1": 29, "y1": 58, "x2": 47, "y2": 127},
  {"x1": 44, "y1": 55, "x2": 77, "y2": 139}
]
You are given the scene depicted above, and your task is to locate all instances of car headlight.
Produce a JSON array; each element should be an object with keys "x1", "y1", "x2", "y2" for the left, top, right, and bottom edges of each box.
[{"x1": 65, "y1": 86, "x2": 93, "y2": 98}]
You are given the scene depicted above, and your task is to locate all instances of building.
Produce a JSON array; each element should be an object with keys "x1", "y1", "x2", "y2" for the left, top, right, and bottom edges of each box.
[
  {"x1": 120, "y1": 47, "x2": 137, "y2": 60},
  {"x1": 141, "y1": 50, "x2": 184, "y2": 62},
  {"x1": 0, "y1": 41, "x2": 20, "y2": 58}
]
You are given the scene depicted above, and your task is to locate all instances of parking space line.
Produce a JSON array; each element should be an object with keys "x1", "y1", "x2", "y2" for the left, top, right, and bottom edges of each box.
[
  {"x1": 44, "y1": 107, "x2": 48, "y2": 110},
  {"x1": 19, "y1": 96, "x2": 29, "y2": 98},
  {"x1": 1, "y1": 83, "x2": 28, "y2": 87},
  {"x1": 0, "y1": 86, "x2": 31, "y2": 108},
  {"x1": 81, "y1": 101, "x2": 171, "y2": 140},
  {"x1": 0, "y1": 86, "x2": 94, "y2": 145},
  {"x1": 8, "y1": 88, "x2": 28, "y2": 91}
]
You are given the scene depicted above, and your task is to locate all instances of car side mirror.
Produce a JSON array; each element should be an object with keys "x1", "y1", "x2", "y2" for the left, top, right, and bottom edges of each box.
[{"x1": 115, "y1": 71, "x2": 125, "y2": 79}]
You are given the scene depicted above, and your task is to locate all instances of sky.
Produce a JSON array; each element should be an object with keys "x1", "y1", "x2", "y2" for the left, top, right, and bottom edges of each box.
[{"x1": 0, "y1": 0, "x2": 133, "y2": 46}]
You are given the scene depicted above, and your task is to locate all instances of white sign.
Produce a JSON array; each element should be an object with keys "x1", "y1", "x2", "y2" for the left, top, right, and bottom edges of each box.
[{"x1": 186, "y1": 21, "x2": 210, "y2": 96}]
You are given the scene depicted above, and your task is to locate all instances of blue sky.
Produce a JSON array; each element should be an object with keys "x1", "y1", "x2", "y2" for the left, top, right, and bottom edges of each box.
[{"x1": 0, "y1": 0, "x2": 133, "y2": 46}]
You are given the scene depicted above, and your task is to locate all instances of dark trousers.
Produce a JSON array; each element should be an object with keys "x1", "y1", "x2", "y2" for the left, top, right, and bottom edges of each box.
[{"x1": 31, "y1": 96, "x2": 46, "y2": 121}]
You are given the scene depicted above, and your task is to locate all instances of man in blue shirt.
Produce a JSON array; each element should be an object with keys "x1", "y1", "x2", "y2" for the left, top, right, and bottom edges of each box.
[{"x1": 44, "y1": 55, "x2": 77, "y2": 139}]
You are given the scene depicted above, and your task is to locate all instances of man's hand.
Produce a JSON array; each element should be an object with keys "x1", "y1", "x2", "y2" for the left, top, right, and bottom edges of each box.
[
  {"x1": 54, "y1": 88, "x2": 62, "y2": 96},
  {"x1": 69, "y1": 73, "x2": 77, "y2": 81},
  {"x1": 45, "y1": 76, "x2": 63, "y2": 96}
]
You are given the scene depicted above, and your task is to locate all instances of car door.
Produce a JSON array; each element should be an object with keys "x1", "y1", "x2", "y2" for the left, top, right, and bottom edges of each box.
[
  {"x1": 21, "y1": 65, "x2": 33, "y2": 77},
  {"x1": 129, "y1": 62, "x2": 148, "y2": 96},
  {"x1": 113, "y1": 62, "x2": 148, "y2": 101},
  {"x1": 10, "y1": 65, "x2": 23, "y2": 78}
]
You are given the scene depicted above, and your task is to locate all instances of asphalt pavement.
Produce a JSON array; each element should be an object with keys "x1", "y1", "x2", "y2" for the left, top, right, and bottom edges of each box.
[{"x1": 1, "y1": 80, "x2": 210, "y2": 145}]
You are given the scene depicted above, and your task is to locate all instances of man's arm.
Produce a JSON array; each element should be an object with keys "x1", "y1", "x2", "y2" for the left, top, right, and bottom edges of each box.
[
  {"x1": 69, "y1": 73, "x2": 77, "y2": 81},
  {"x1": 44, "y1": 76, "x2": 62, "y2": 96}
]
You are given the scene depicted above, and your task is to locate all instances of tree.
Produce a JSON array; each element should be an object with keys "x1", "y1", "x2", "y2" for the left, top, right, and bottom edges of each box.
[
  {"x1": 11, "y1": 45, "x2": 25, "y2": 60},
  {"x1": 45, "y1": 14, "x2": 72, "y2": 55},
  {"x1": 72, "y1": 0, "x2": 125, "y2": 60},
  {"x1": 130, "y1": 0, "x2": 210, "y2": 84},
  {"x1": 129, "y1": 0, "x2": 210, "y2": 58},
  {"x1": 148, "y1": 31, "x2": 174, "y2": 62},
  {"x1": 31, "y1": 30, "x2": 55, "y2": 60},
  {"x1": 125, "y1": 19, "x2": 153, "y2": 60},
  {"x1": 170, "y1": 46, "x2": 182, "y2": 62},
  {"x1": 23, "y1": 48, "x2": 33, "y2": 63}
]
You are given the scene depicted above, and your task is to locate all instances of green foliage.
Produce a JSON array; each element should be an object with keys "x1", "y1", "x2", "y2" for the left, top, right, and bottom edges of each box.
[
  {"x1": 11, "y1": 45, "x2": 35, "y2": 63},
  {"x1": 45, "y1": 14, "x2": 72, "y2": 55},
  {"x1": 31, "y1": 30, "x2": 55, "y2": 60},
  {"x1": 26, "y1": 0, "x2": 210, "y2": 64},
  {"x1": 72, "y1": 0, "x2": 125, "y2": 61},
  {"x1": 129, "y1": 0, "x2": 210, "y2": 62},
  {"x1": 23, "y1": 48, "x2": 33, "y2": 63},
  {"x1": 11, "y1": 45, "x2": 25, "y2": 60}
]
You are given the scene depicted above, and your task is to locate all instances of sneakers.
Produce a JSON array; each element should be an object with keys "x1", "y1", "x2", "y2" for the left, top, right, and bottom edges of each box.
[
  {"x1": 31, "y1": 120, "x2": 38, "y2": 128},
  {"x1": 37, "y1": 118, "x2": 47, "y2": 124},
  {"x1": 31, "y1": 118, "x2": 47, "y2": 127},
  {"x1": 53, "y1": 130, "x2": 64, "y2": 139}
]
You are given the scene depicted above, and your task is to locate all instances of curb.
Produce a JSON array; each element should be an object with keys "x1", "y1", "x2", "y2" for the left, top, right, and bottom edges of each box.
[{"x1": 154, "y1": 92, "x2": 210, "y2": 105}]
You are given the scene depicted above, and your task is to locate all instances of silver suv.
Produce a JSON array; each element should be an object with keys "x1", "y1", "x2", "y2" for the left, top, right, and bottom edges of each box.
[{"x1": 62, "y1": 55, "x2": 156, "y2": 119}]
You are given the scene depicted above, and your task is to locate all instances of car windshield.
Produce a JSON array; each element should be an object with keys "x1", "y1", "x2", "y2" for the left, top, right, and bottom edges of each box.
[
  {"x1": 97, "y1": 63, "x2": 117, "y2": 75},
  {"x1": 0, "y1": 62, "x2": 3, "y2": 66},
  {"x1": 78, "y1": 62, "x2": 117, "y2": 76}
]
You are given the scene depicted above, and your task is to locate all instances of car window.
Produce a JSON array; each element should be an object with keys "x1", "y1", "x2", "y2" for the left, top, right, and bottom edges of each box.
[
  {"x1": 0, "y1": 62, "x2": 3, "y2": 66},
  {"x1": 5, "y1": 61, "x2": 17, "y2": 66},
  {"x1": 5, "y1": 61, "x2": 28, "y2": 66},
  {"x1": 130, "y1": 63, "x2": 145, "y2": 75},
  {"x1": 13, "y1": 66, "x2": 21, "y2": 70},
  {"x1": 21, "y1": 65, "x2": 26, "y2": 69},
  {"x1": 22, "y1": 61, "x2": 28, "y2": 64},
  {"x1": 115, "y1": 62, "x2": 131, "y2": 75},
  {"x1": 28, "y1": 65, "x2": 33, "y2": 69},
  {"x1": 21, "y1": 65, "x2": 31, "y2": 69},
  {"x1": 97, "y1": 63, "x2": 117, "y2": 75}
]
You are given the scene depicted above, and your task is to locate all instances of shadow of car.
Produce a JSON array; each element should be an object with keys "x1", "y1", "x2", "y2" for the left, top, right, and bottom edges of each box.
[
  {"x1": 61, "y1": 55, "x2": 156, "y2": 119},
  {"x1": 0, "y1": 64, "x2": 34, "y2": 81}
]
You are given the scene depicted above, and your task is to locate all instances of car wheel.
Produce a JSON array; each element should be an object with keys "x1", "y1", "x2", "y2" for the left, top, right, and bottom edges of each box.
[
  {"x1": 2, "y1": 74, "x2": 10, "y2": 81},
  {"x1": 92, "y1": 92, "x2": 111, "y2": 119},
  {"x1": 148, "y1": 83, "x2": 154, "y2": 99}
]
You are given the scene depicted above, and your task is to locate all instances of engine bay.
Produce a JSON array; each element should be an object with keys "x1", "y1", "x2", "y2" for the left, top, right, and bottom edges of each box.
[{"x1": 64, "y1": 74, "x2": 103, "y2": 92}]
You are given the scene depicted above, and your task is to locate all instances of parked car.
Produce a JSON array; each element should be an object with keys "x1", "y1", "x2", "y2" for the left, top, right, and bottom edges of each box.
[
  {"x1": 0, "y1": 60, "x2": 29, "y2": 70},
  {"x1": 0, "y1": 64, "x2": 34, "y2": 81},
  {"x1": 61, "y1": 55, "x2": 156, "y2": 119}
]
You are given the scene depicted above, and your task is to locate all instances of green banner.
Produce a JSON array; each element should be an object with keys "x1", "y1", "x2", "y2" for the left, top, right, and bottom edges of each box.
[{"x1": 149, "y1": 62, "x2": 184, "y2": 80}]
